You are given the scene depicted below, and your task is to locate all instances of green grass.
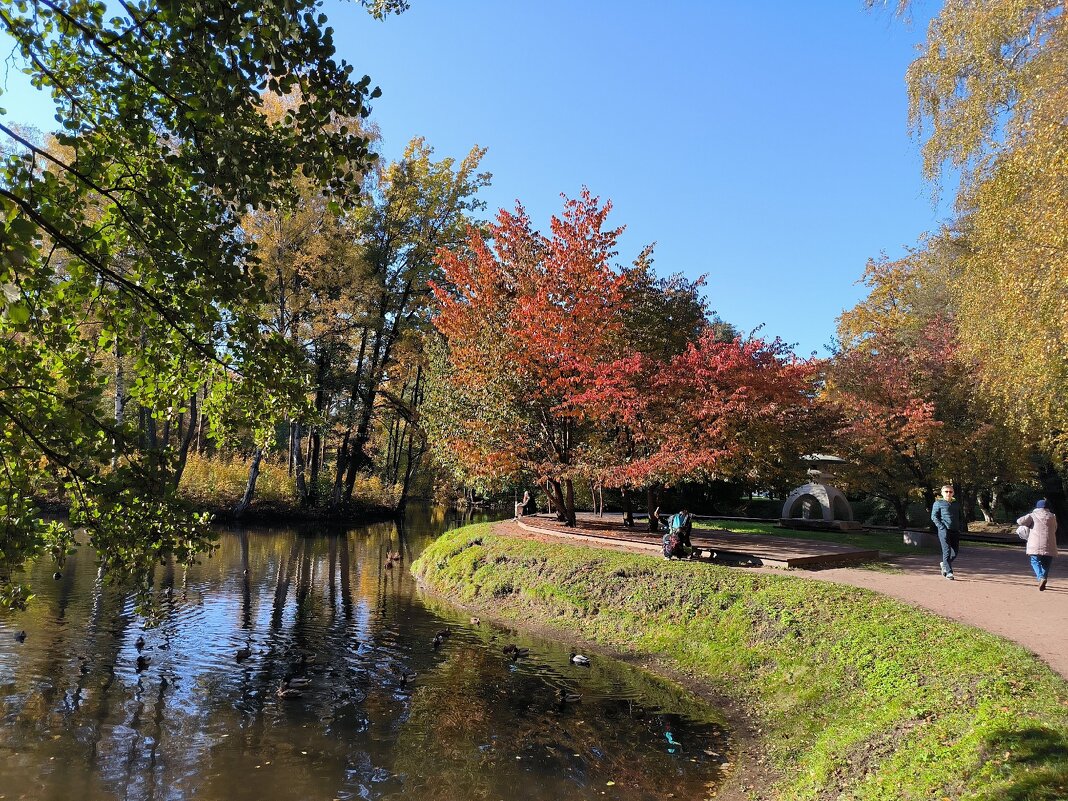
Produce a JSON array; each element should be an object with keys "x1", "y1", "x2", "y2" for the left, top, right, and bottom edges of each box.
[
  {"x1": 697, "y1": 519, "x2": 931, "y2": 556},
  {"x1": 414, "y1": 524, "x2": 1068, "y2": 801}
]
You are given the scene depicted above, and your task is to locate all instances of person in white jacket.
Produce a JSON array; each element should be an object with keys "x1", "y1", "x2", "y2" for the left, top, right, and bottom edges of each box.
[{"x1": 1017, "y1": 499, "x2": 1059, "y2": 591}]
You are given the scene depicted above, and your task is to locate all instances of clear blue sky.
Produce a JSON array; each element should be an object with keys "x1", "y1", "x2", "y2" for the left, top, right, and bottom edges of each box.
[{"x1": 0, "y1": 1, "x2": 950, "y2": 357}]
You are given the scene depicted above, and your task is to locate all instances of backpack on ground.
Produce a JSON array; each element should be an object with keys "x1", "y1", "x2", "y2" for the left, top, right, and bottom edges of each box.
[{"x1": 663, "y1": 531, "x2": 682, "y2": 558}]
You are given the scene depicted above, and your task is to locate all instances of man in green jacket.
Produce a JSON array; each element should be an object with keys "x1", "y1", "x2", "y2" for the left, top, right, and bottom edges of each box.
[{"x1": 931, "y1": 484, "x2": 962, "y2": 580}]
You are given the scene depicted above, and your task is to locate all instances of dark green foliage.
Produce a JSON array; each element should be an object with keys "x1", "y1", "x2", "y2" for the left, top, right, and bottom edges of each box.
[{"x1": 0, "y1": 0, "x2": 400, "y2": 607}]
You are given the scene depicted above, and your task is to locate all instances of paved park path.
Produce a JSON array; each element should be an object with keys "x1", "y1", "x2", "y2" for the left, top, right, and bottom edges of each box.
[{"x1": 499, "y1": 516, "x2": 1068, "y2": 681}]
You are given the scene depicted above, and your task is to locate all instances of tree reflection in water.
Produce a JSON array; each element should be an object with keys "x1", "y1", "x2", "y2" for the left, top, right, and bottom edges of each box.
[{"x1": 0, "y1": 508, "x2": 728, "y2": 801}]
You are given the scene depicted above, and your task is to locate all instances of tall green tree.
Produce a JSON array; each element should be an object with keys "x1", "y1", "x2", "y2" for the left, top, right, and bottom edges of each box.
[{"x1": 0, "y1": 0, "x2": 403, "y2": 608}]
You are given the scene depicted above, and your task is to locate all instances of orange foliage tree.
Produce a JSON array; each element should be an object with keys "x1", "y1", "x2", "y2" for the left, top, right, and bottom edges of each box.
[
  {"x1": 431, "y1": 190, "x2": 635, "y2": 525},
  {"x1": 574, "y1": 333, "x2": 821, "y2": 528}
]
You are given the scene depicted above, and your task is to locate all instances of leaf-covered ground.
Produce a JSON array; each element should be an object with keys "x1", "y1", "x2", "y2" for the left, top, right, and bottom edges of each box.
[{"x1": 413, "y1": 524, "x2": 1068, "y2": 801}]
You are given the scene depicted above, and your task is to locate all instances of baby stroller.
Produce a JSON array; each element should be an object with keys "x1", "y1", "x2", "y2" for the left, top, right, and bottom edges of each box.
[{"x1": 661, "y1": 511, "x2": 699, "y2": 560}]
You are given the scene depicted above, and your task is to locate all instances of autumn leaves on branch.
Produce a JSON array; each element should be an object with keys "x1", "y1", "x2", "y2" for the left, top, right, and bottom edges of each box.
[{"x1": 429, "y1": 190, "x2": 823, "y2": 526}]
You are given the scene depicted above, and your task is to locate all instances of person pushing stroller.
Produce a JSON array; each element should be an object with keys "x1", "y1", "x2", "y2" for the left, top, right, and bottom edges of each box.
[{"x1": 656, "y1": 507, "x2": 699, "y2": 560}]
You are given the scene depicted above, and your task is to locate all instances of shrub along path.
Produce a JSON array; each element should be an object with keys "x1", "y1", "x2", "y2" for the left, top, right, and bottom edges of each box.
[{"x1": 510, "y1": 514, "x2": 1068, "y2": 680}]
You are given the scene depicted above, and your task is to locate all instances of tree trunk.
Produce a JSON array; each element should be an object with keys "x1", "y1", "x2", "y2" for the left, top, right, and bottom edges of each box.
[
  {"x1": 891, "y1": 496, "x2": 908, "y2": 529},
  {"x1": 194, "y1": 386, "x2": 207, "y2": 454},
  {"x1": 330, "y1": 432, "x2": 350, "y2": 508},
  {"x1": 922, "y1": 487, "x2": 936, "y2": 521},
  {"x1": 397, "y1": 428, "x2": 423, "y2": 512},
  {"x1": 548, "y1": 479, "x2": 567, "y2": 523},
  {"x1": 977, "y1": 482, "x2": 1002, "y2": 523},
  {"x1": 112, "y1": 338, "x2": 124, "y2": 469},
  {"x1": 308, "y1": 428, "x2": 321, "y2": 502},
  {"x1": 1036, "y1": 458, "x2": 1067, "y2": 546},
  {"x1": 172, "y1": 390, "x2": 198, "y2": 491},
  {"x1": 293, "y1": 421, "x2": 309, "y2": 505},
  {"x1": 287, "y1": 421, "x2": 296, "y2": 477},
  {"x1": 563, "y1": 479, "x2": 576, "y2": 527},
  {"x1": 233, "y1": 448, "x2": 264, "y2": 520},
  {"x1": 646, "y1": 484, "x2": 663, "y2": 532}
]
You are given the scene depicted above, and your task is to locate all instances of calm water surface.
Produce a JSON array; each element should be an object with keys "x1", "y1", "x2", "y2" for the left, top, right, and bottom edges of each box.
[{"x1": 0, "y1": 507, "x2": 730, "y2": 800}]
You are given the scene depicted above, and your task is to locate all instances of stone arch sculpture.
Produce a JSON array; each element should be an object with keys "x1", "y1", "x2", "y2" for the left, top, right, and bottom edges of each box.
[{"x1": 781, "y1": 469, "x2": 854, "y2": 523}]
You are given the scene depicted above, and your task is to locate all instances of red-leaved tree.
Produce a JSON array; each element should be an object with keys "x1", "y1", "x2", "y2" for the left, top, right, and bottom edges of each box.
[
  {"x1": 430, "y1": 190, "x2": 635, "y2": 525},
  {"x1": 573, "y1": 333, "x2": 822, "y2": 527}
]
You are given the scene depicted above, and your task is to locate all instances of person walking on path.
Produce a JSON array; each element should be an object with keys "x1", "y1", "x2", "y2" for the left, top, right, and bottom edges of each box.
[
  {"x1": 931, "y1": 484, "x2": 962, "y2": 580},
  {"x1": 1017, "y1": 499, "x2": 1058, "y2": 591}
]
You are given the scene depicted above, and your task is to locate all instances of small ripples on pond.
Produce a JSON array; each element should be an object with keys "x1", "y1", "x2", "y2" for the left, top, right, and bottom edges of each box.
[{"x1": 0, "y1": 507, "x2": 730, "y2": 801}]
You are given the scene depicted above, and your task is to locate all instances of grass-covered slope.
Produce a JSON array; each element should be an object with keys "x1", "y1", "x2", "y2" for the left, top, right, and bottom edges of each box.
[{"x1": 413, "y1": 525, "x2": 1068, "y2": 800}]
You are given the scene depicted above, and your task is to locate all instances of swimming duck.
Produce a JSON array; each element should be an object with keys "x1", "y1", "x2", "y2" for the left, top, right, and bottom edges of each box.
[
  {"x1": 276, "y1": 682, "x2": 302, "y2": 699},
  {"x1": 569, "y1": 652, "x2": 591, "y2": 666},
  {"x1": 235, "y1": 642, "x2": 252, "y2": 662},
  {"x1": 53, "y1": 571, "x2": 62, "y2": 580},
  {"x1": 431, "y1": 633, "x2": 445, "y2": 650},
  {"x1": 502, "y1": 644, "x2": 529, "y2": 659},
  {"x1": 469, "y1": 617, "x2": 481, "y2": 625},
  {"x1": 285, "y1": 677, "x2": 312, "y2": 689},
  {"x1": 136, "y1": 655, "x2": 151, "y2": 671},
  {"x1": 555, "y1": 688, "x2": 582, "y2": 703},
  {"x1": 135, "y1": 636, "x2": 145, "y2": 651},
  {"x1": 435, "y1": 629, "x2": 451, "y2": 639},
  {"x1": 13, "y1": 630, "x2": 26, "y2": 643}
]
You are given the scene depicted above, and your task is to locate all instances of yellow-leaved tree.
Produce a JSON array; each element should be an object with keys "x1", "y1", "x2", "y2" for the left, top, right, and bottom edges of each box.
[{"x1": 901, "y1": 0, "x2": 1067, "y2": 457}]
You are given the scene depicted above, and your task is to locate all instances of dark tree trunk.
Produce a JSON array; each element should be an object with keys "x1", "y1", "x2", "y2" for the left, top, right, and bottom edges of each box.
[
  {"x1": 548, "y1": 479, "x2": 567, "y2": 523},
  {"x1": 287, "y1": 421, "x2": 296, "y2": 477},
  {"x1": 293, "y1": 421, "x2": 309, "y2": 505},
  {"x1": 233, "y1": 448, "x2": 264, "y2": 520},
  {"x1": 308, "y1": 428, "x2": 321, "y2": 501},
  {"x1": 646, "y1": 484, "x2": 663, "y2": 532},
  {"x1": 330, "y1": 432, "x2": 350, "y2": 508},
  {"x1": 172, "y1": 390, "x2": 197, "y2": 491},
  {"x1": 922, "y1": 487, "x2": 936, "y2": 525},
  {"x1": 1036, "y1": 459, "x2": 1067, "y2": 546},
  {"x1": 563, "y1": 479, "x2": 576, "y2": 527},
  {"x1": 891, "y1": 496, "x2": 908, "y2": 529}
]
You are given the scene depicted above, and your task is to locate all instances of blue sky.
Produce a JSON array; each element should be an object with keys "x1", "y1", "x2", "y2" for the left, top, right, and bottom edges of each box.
[{"x1": 0, "y1": 1, "x2": 950, "y2": 356}]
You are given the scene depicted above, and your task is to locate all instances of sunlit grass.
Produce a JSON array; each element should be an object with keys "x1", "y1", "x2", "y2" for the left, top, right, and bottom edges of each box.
[{"x1": 415, "y1": 525, "x2": 1068, "y2": 801}]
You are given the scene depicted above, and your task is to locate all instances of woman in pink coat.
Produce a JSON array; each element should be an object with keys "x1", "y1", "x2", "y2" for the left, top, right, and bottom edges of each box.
[{"x1": 1017, "y1": 499, "x2": 1058, "y2": 591}]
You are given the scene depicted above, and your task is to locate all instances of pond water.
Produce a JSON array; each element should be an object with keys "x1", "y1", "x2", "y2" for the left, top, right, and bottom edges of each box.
[{"x1": 0, "y1": 507, "x2": 730, "y2": 801}]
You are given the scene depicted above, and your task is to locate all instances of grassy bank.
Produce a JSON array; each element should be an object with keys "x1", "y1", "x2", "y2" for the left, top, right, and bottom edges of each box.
[{"x1": 414, "y1": 524, "x2": 1068, "y2": 800}]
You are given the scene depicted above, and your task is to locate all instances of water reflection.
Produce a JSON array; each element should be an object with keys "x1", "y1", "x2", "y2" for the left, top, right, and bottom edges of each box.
[{"x1": 0, "y1": 507, "x2": 728, "y2": 800}]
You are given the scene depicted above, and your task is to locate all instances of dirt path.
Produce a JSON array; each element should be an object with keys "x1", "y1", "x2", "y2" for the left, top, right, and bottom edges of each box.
[{"x1": 498, "y1": 519, "x2": 1068, "y2": 681}]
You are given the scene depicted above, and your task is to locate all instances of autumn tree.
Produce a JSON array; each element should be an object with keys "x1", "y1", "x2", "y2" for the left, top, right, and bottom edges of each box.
[
  {"x1": 431, "y1": 191, "x2": 635, "y2": 526},
  {"x1": 871, "y1": 0, "x2": 1067, "y2": 459},
  {"x1": 574, "y1": 332, "x2": 820, "y2": 529},
  {"x1": 326, "y1": 138, "x2": 490, "y2": 509},
  {"x1": 828, "y1": 311, "x2": 1026, "y2": 526}
]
